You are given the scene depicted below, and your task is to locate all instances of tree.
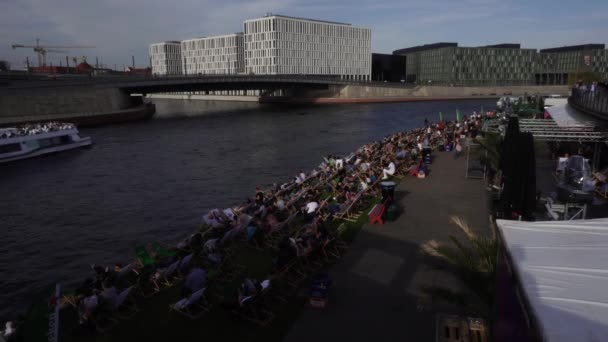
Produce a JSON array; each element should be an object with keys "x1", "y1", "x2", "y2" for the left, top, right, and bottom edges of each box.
[
  {"x1": 475, "y1": 132, "x2": 503, "y2": 185},
  {"x1": 0, "y1": 60, "x2": 10, "y2": 71},
  {"x1": 420, "y1": 216, "x2": 498, "y2": 318}
]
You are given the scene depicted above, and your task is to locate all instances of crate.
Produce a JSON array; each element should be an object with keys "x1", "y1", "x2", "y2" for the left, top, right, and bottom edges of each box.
[{"x1": 436, "y1": 314, "x2": 488, "y2": 342}]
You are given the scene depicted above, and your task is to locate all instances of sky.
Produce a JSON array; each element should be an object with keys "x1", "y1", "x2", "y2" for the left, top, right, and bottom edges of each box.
[{"x1": 1, "y1": 0, "x2": 607, "y2": 69}]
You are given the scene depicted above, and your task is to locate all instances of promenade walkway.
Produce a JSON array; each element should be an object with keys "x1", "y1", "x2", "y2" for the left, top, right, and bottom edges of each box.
[{"x1": 284, "y1": 150, "x2": 490, "y2": 342}]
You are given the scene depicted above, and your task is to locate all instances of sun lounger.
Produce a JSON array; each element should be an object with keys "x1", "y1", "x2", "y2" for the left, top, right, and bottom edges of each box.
[
  {"x1": 169, "y1": 288, "x2": 209, "y2": 319},
  {"x1": 108, "y1": 286, "x2": 138, "y2": 321},
  {"x1": 153, "y1": 259, "x2": 181, "y2": 291}
]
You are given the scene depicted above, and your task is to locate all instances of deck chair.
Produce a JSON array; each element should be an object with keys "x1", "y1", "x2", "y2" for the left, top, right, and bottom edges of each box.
[
  {"x1": 152, "y1": 259, "x2": 181, "y2": 291},
  {"x1": 135, "y1": 245, "x2": 155, "y2": 266},
  {"x1": 323, "y1": 223, "x2": 349, "y2": 259},
  {"x1": 234, "y1": 293, "x2": 275, "y2": 326},
  {"x1": 115, "y1": 263, "x2": 138, "y2": 289},
  {"x1": 169, "y1": 288, "x2": 209, "y2": 319},
  {"x1": 219, "y1": 227, "x2": 240, "y2": 246},
  {"x1": 111, "y1": 286, "x2": 138, "y2": 319},
  {"x1": 179, "y1": 253, "x2": 194, "y2": 275}
]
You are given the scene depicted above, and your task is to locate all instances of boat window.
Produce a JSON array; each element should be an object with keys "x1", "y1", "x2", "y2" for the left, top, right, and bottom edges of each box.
[
  {"x1": 0, "y1": 143, "x2": 21, "y2": 153},
  {"x1": 38, "y1": 138, "x2": 53, "y2": 148}
]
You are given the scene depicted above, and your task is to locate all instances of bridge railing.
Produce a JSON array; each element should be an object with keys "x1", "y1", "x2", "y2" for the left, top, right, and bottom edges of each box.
[{"x1": 569, "y1": 87, "x2": 608, "y2": 119}]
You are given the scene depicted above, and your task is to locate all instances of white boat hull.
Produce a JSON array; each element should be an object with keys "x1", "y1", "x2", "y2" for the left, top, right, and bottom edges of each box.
[{"x1": 0, "y1": 137, "x2": 92, "y2": 163}]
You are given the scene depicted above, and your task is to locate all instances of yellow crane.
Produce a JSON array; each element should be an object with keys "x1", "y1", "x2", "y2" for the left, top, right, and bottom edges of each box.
[{"x1": 11, "y1": 38, "x2": 94, "y2": 67}]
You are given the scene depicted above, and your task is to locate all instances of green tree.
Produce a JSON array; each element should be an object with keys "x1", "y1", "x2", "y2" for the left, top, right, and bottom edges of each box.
[
  {"x1": 475, "y1": 132, "x2": 503, "y2": 185},
  {"x1": 420, "y1": 216, "x2": 498, "y2": 318}
]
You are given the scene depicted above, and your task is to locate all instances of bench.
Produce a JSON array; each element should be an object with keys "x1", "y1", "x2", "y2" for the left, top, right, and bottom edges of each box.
[{"x1": 368, "y1": 203, "x2": 386, "y2": 225}]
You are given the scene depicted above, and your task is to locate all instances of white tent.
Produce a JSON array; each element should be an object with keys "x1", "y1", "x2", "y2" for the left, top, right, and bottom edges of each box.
[{"x1": 497, "y1": 218, "x2": 608, "y2": 342}]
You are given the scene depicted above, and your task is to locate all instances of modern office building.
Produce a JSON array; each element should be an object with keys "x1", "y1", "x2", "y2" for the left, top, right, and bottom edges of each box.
[
  {"x1": 243, "y1": 14, "x2": 372, "y2": 80},
  {"x1": 536, "y1": 44, "x2": 608, "y2": 85},
  {"x1": 394, "y1": 43, "x2": 536, "y2": 85},
  {"x1": 181, "y1": 34, "x2": 245, "y2": 75},
  {"x1": 149, "y1": 41, "x2": 182, "y2": 75},
  {"x1": 371, "y1": 53, "x2": 406, "y2": 82}
]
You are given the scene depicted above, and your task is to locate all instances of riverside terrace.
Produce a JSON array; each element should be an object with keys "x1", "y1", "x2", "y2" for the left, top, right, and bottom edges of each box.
[{"x1": 18, "y1": 116, "x2": 488, "y2": 342}]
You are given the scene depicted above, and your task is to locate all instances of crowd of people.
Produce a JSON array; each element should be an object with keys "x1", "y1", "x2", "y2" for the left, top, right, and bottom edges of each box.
[
  {"x1": 0, "y1": 122, "x2": 75, "y2": 139},
  {"x1": 24, "y1": 114, "x2": 486, "y2": 335}
]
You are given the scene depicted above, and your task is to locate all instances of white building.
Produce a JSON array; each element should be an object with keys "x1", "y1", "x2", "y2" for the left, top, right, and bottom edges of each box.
[
  {"x1": 181, "y1": 34, "x2": 245, "y2": 75},
  {"x1": 243, "y1": 14, "x2": 372, "y2": 80},
  {"x1": 149, "y1": 41, "x2": 182, "y2": 75}
]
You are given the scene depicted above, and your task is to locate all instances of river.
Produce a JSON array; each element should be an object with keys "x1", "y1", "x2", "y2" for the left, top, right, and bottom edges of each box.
[{"x1": 0, "y1": 98, "x2": 496, "y2": 321}]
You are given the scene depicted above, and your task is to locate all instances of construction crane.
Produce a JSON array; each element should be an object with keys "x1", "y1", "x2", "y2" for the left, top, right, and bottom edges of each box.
[{"x1": 11, "y1": 38, "x2": 94, "y2": 67}]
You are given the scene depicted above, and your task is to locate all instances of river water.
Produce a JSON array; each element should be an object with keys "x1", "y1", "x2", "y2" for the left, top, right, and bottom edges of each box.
[{"x1": 0, "y1": 98, "x2": 495, "y2": 321}]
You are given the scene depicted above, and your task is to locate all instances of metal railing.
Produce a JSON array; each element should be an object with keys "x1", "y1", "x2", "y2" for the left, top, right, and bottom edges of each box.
[
  {"x1": 569, "y1": 87, "x2": 608, "y2": 120},
  {"x1": 1, "y1": 72, "x2": 417, "y2": 90}
]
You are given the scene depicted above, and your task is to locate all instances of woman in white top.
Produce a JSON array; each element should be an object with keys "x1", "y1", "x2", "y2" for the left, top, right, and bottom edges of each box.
[{"x1": 382, "y1": 161, "x2": 396, "y2": 179}]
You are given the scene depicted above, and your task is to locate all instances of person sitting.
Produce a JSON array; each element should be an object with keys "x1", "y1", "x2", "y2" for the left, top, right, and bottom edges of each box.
[
  {"x1": 181, "y1": 267, "x2": 207, "y2": 298},
  {"x1": 382, "y1": 160, "x2": 396, "y2": 179},
  {"x1": 255, "y1": 187, "x2": 265, "y2": 205},
  {"x1": 304, "y1": 201, "x2": 319, "y2": 221}
]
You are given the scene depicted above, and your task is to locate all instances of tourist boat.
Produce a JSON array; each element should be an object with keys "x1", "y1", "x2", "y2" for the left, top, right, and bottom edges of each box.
[{"x1": 0, "y1": 122, "x2": 92, "y2": 163}]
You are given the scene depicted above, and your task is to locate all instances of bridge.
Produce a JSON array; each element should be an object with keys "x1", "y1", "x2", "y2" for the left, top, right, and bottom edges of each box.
[{"x1": 1, "y1": 73, "x2": 413, "y2": 94}]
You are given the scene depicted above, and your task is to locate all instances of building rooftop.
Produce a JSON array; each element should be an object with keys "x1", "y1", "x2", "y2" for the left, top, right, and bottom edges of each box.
[
  {"x1": 245, "y1": 13, "x2": 352, "y2": 26},
  {"x1": 181, "y1": 33, "x2": 244, "y2": 42},
  {"x1": 479, "y1": 43, "x2": 521, "y2": 49},
  {"x1": 540, "y1": 44, "x2": 606, "y2": 53},
  {"x1": 393, "y1": 42, "x2": 458, "y2": 55},
  {"x1": 150, "y1": 41, "x2": 181, "y2": 45}
]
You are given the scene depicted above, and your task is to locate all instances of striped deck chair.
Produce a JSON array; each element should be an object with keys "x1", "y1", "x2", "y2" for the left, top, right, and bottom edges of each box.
[
  {"x1": 169, "y1": 288, "x2": 209, "y2": 319},
  {"x1": 335, "y1": 189, "x2": 367, "y2": 222}
]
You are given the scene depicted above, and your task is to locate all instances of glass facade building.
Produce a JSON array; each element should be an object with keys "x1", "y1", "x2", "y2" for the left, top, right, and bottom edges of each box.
[
  {"x1": 181, "y1": 34, "x2": 245, "y2": 75},
  {"x1": 395, "y1": 43, "x2": 608, "y2": 85},
  {"x1": 149, "y1": 41, "x2": 182, "y2": 76},
  {"x1": 243, "y1": 14, "x2": 371, "y2": 80}
]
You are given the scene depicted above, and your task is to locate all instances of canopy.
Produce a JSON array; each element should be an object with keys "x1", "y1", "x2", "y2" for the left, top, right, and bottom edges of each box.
[
  {"x1": 544, "y1": 98, "x2": 604, "y2": 128},
  {"x1": 497, "y1": 218, "x2": 608, "y2": 342}
]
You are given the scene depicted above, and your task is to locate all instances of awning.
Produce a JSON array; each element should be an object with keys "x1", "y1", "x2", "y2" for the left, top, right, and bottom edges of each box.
[
  {"x1": 497, "y1": 218, "x2": 608, "y2": 342},
  {"x1": 544, "y1": 98, "x2": 604, "y2": 128}
]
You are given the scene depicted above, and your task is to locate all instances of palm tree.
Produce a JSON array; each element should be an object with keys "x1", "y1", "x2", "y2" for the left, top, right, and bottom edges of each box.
[
  {"x1": 475, "y1": 132, "x2": 502, "y2": 186},
  {"x1": 420, "y1": 216, "x2": 497, "y2": 319}
]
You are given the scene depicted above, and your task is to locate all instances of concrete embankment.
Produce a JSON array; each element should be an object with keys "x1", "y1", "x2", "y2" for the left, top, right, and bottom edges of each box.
[
  {"x1": 0, "y1": 85, "x2": 153, "y2": 126},
  {"x1": 147, "y1": 85, "x2": 569, "y2": 104},
  {"x1": 269, "y1": 84, "x2": 570, "y2": 104},
  {"x1": 146, "y1": 93, "x2": 259, "y2": 102}
]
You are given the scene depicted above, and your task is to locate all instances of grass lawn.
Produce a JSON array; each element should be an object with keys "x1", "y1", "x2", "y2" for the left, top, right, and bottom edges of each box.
[{"x1": 57, "y1": 179, "x2": 396, "y2": 342}]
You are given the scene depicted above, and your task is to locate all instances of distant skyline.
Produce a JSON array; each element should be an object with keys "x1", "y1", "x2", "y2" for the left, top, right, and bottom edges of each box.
[{"x1": 2, "y1": 0, "x2": 608, "y2": 69}]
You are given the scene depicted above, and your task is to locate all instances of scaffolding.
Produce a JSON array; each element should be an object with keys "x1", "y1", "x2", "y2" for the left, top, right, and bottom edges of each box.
[{"x1": 482, "y1": 117, "x2": 608, "y2": 170}]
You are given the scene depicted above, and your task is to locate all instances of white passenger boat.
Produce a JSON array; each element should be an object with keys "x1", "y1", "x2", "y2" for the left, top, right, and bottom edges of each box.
[{"x1": 0, "y1": 122, "x2": 92, "y2": 163}]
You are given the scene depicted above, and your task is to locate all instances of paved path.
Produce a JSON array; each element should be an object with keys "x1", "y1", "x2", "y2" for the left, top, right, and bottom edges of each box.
[{"x1": 284, "y1": 150, "x2": 490, "y2": 342}]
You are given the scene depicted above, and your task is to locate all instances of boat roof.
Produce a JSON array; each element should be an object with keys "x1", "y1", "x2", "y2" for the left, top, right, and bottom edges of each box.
[{"x1": 497, "y1": 218, "x2": 608, "y2": 342}]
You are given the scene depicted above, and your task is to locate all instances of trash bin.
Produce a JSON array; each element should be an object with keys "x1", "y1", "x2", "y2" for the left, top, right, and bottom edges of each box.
[
  {"x1": 385, "y1": 204, "x2": 398, "y2": 221},
  {"x1": 380, "y1": 181, "x2": 396, "y2": 203},
  {"x1": 422, "y1": 147, "x2": 432, "y2": 157}
]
